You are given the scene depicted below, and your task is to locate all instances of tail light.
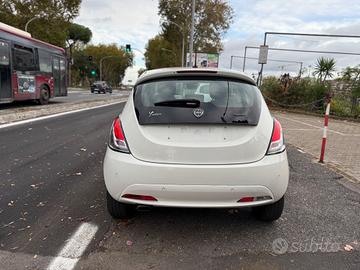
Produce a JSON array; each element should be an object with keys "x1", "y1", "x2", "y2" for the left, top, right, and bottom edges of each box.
[
  {"x1": 266, "y1": 118, "x2": 285, "y2": 155},
  {"x1": 108, "y1": 117, "x2": 130, "y2": 153}
]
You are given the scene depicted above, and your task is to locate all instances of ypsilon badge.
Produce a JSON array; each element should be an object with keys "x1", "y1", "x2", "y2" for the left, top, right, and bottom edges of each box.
[{"x1": 193, "y1": 108, "x2": 204, "y2": 118}]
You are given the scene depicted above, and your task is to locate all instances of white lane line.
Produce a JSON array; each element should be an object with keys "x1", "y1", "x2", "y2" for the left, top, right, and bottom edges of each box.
[
  {"x1": 284, "y1": 128, "x2": 315, "y2": 131},
  {"x1": 0, "y1": 100, "x2": 125, "y2": 129},
  {"x1": 47, "y1": 222, "x2": 98, "y2": 270},
  {"x1": 276, "y1": 115, "x2": 360, "y2": 136}
]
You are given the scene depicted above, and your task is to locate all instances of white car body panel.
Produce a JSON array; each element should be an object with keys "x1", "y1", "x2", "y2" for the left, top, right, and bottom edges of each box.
[{"x1": 104, "y1": 147, "x2": 289, "y2": 208}]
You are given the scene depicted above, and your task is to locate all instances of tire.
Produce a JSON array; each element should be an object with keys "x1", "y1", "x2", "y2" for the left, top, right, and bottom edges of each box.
[
  {"x1": 253, "y1": 196, "x2": 284, "y2": 222},
  {"x1": 38, "y1": 85, "x2": 50, "y2": 105},
  {"x1": 106, "y1": 191, "x2": 136, "y2": 219}
]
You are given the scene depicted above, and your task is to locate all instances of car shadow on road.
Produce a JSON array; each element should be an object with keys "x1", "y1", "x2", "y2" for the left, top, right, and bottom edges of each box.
[{"x1": 102, "y1": 205, "x2": 279, "y2": 258}]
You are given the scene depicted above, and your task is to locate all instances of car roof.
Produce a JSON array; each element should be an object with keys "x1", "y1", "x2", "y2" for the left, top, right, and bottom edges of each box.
[{"x1": 136, "y1": 67, "x2": 256, "y2": 86}]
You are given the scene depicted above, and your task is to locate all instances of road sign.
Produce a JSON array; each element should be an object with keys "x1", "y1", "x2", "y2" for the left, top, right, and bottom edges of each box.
[{"x1": 258, "y1": 45, "x2": 269, "y2": 64}]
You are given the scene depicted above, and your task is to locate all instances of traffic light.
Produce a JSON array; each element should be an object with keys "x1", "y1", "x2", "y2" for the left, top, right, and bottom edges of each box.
[
  {"x1": 88, "y1": 55, "x2": 93, "y2": 61},
  {"x1": 90, "y1": 69, "x2": 96, "y2": 76},
  {"x1": 125, "y1": 44, "x2": 131, "y2": 53}
]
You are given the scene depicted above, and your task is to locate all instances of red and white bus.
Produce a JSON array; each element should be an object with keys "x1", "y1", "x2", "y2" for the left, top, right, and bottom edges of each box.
[{"x1": 0, "y1": 22, "x2": 67, "y2": 105}]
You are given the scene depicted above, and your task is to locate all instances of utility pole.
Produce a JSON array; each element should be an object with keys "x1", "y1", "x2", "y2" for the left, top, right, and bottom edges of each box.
[{"x1": 189, "y1": 0, "x2": 195, "y2": 68}]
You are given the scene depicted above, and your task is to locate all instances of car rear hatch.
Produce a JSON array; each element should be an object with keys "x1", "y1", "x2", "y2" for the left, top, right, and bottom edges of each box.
[{"x1": 121, "y1": 74, "x2": 273, "y2": 165}]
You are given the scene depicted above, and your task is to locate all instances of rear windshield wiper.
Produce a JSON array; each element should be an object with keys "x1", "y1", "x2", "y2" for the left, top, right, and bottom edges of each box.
[
  {"x1": 232, "y1": 119, "x2": 249, "y2": 124},
  {"x1": 154, "y1": 99, "x2": 200, "y2": 108}
]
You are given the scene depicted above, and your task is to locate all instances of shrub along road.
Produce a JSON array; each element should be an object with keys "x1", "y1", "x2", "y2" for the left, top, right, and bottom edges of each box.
[{"x1": 0, "y1": 103, "x2": 358, "y2": 269}]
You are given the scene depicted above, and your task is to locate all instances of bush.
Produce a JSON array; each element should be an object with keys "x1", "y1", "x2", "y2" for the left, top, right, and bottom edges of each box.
[
  {"x1": 261, "y1": 77, "x2": 327, "y2": 111},
  {"x1": 331, "y1": 97, "x2": 352, "y2": 117}
]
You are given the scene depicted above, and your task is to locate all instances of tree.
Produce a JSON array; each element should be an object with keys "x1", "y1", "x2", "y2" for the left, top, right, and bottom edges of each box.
[
  {"x1": 0, "y1": 0, "x2": 82, "y2": 47},
  {"x1": 145, "y1": 0, "x2": 234, "y2": 68},
  {"x1": 66, "y1": 23, "x2": 92, "y2": 47},
  {"x1": 66, "y1": 23, "x2": 92, "y2": 85},
  {"x1": 313, "y1": 57, "x2": 336, "y2": 83},
  {"x1": 144, "y1": 35, "x2": 178, "y2": 69},
  {"x1": 71, "y1": 44, "x2": 133, "y2": 87}
]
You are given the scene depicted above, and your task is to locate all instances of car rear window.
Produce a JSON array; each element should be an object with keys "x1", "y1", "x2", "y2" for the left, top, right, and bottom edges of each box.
[{"x1": 134, "y1": 77, "x2": 262, "y2": 125}]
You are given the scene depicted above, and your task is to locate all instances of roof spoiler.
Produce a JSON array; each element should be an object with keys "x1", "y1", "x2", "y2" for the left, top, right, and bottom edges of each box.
[{"x1": 176, "y1": 70, "x2": 218, "y2": 74}]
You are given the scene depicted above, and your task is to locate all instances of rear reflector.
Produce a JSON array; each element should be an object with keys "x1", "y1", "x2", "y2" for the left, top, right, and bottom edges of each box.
[
  {"x1": 238, "y1": 197, "x2": 254, "y2": 202},
  {"x1": 122, "y1": 194, "x2": 158, "y2": 201},
  {"x1": 237, "y1": 196, "x2": 272, "y2": 203}
]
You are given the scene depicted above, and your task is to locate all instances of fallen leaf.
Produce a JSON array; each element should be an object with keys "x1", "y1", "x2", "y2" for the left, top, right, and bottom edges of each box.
[
  {"x1": 75, "y1": 172, "x2": 82, "y2": 176},
  {"x1": 344, "y1": 244, "x2": 354, "y2": 251},
  {"x1": 126, "y1": 240, "x2": 133, "y2": 246},
  {"x1": 37, "y1": 202, "x2": 45, "y2": 207}
]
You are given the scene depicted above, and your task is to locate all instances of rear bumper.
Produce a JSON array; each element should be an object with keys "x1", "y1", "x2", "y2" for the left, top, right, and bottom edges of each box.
[{"x1": 103, "y1": 148, "x2": 289, "y2": 208}]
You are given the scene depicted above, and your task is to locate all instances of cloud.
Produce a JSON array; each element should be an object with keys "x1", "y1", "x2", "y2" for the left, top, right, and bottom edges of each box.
[
  {"x1": 75, "y1": 0, "x2": 360, "y2": 74},
  {"x1": 75, "y1": 0, "x2": 160, "y2": 66}
]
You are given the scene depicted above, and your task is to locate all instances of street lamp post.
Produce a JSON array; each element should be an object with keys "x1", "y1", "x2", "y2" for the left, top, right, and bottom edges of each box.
[{"x1": 25, "y1": 16, "x2": 39, "y2": 32}]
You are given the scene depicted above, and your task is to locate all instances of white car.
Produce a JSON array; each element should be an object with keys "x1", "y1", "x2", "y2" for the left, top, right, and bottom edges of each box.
[{"x1": 103, "y1": 68, "x2": 289, "y2": 222}]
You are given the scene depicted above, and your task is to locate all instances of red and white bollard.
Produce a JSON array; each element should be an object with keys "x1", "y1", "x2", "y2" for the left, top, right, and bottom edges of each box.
[{"x1": 319, "y1": 101, "x2": 331, "y2": 163}]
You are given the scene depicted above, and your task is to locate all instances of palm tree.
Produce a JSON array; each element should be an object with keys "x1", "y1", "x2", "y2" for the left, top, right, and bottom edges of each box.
[{"x1": 313, "y1": 57, "x2": 336, "y2": 83}]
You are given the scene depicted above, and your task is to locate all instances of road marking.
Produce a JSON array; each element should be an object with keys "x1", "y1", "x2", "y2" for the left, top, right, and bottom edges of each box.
[
  {"x1": 284, "y1": 128, "x2": 316, "y2": 131},
  {"x1": 47, "y1": 222, "x2": 98, "y2": 270},
  {"x1": 277, "y1": 115, "x2": 360, "y2": 136},
  {"x1": 0, "y1": 100, "x2": 125, "y2": 129}
]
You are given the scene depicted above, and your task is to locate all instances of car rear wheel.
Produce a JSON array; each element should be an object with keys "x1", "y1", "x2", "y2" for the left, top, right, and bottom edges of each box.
[
  {"x1": 106, "y1": 191, "x2": 136, "y2": 219},
  {"x1": 253, "y1": 196, "x2": 284, "y2": 222}
]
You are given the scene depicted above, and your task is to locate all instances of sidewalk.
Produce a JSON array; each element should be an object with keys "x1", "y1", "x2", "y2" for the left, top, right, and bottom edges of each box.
[
  {"x1": 273, "y1": 110, "x2": 360, "y2": 183},
  {"x1": 0, "y1": 90, "x2": 129, "y2": 125}
]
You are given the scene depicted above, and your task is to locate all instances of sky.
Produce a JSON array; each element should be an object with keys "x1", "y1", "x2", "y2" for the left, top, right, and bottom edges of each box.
[{"x1": 75, "y1": 0, "x2": 360, "y2": 82}]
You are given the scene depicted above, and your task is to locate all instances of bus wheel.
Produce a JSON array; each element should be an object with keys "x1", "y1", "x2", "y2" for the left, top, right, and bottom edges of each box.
[{"x1": 38, "y1": 86, "x2": 50, "y2": 105}]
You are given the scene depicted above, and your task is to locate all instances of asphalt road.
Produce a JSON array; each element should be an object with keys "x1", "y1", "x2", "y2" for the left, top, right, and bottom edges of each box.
[{"x1": 0, "y1": 103, "x2": 359, "y2": 270}]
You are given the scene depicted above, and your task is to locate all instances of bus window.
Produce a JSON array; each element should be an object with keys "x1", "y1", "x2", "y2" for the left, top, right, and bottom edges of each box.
[
  {"x1": 53, "y1": 58, "x2": 60, "y2": 70},
  {"x1": 0, "y1": 41, "x2": 10, "y2": 65},
  {"x1": 60, "y1": 59, "x2": 66, "y2": 71},
  {"x1": 13, "y1": 44, "x2": 36, "y2": 71},
  {"x1": 39, "y1": 50, "x2": 52, "y2": 73}
]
